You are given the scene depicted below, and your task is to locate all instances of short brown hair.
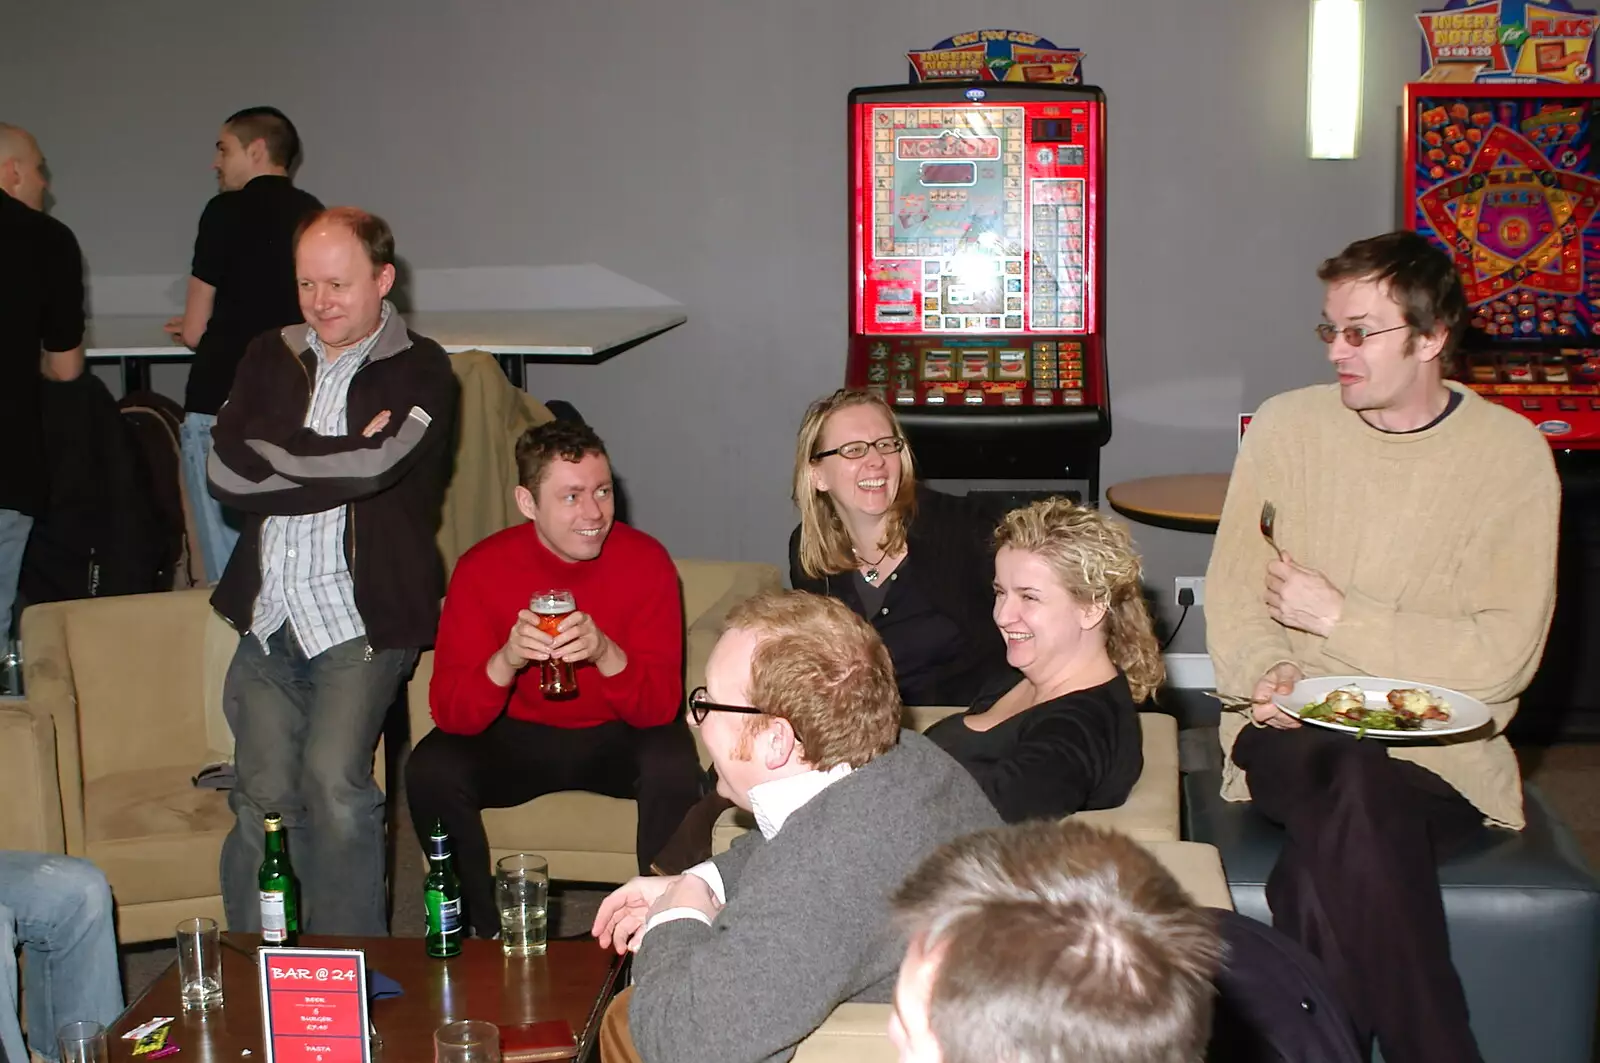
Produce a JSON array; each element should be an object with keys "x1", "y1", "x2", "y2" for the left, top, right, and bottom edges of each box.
[
  {"x1": 893, "y1": 820, "x2": 1221, "y2": 1063},
  {"x1": 994, "y1": 498, "x2": 1165, "y2": 702},
  {"x1": 792, "y1": 389, "x2": 918, "y2": 579},
  {"x1": 725, "y1": 590, "x2": 900, "y2": 770},
  {"x1": 515, "y1": 420, "x2": 609, "y2": 493},
  {"x1": 1317, "y1": 230, "x2": 1467, "y2": 372},
  {"x1": 225, "y1": 106, "x2": 301, "y2": 168},
  {"x1": 295, "y1": 207, "x2": 396, "y2": 270}
]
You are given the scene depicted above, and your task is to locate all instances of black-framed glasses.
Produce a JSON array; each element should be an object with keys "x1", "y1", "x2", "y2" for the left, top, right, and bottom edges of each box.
[
  {"x1": 810, "y1": 436, "x2": 905, "y2": 462},
  {"x1": 688, "y1": 686, "x2": 767, "y2": 725},
  {"x1": 1314, "y1": 322, "x2": 1411, "y2": 347}
]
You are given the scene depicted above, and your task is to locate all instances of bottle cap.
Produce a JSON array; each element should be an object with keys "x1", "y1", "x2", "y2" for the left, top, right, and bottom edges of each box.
[{"x1": 264, "y1": 813, "x2": 283, "y2": 831}]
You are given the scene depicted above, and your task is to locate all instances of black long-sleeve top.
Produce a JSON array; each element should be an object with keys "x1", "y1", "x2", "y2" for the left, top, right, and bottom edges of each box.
[
  {"x1": 789, "y1": 485, "x2": 1007, "y2": 707},
  {"x1": 925, "y1": 669, "x2": 1142, "y2": 823}
]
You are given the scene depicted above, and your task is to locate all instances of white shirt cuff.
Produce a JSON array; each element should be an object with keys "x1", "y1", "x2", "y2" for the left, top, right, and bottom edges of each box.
[
  {"x1": 684, "y1": 860, "x2": 726, "y2": 903},
  {"x1": 640, "y1": 906, "x2": 713, "y2": 940}
]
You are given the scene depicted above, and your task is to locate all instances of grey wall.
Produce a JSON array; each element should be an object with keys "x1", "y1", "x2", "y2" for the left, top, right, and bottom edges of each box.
[{"x1": 2, "y1": 0, "x2": 1424, "y2": 654}]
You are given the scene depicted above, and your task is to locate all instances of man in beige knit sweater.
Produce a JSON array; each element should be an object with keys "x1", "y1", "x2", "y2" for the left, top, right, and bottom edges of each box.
[{"x1": 1206, "y1": 230, "x2": 1559, "y2": 1063}]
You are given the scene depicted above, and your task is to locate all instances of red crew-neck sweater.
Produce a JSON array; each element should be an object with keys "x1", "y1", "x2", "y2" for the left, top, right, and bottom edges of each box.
[{"x1": 429, "y1": 520, "x2": 684, "y2": 733}]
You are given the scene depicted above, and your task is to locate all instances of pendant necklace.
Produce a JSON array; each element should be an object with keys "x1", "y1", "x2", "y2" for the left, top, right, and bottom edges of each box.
[{"x1": 854, "y1": 546, "x2": 890, "y2": 584}]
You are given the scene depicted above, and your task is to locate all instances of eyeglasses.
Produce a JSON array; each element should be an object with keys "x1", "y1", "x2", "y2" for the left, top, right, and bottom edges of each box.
[
  {"x1": 688, "y1": 686, "x2": 767, "y2": 725},
  {"x1": 1314, "y1": 322, "x2": 1411, "y2": 347},
  {"x1": 810, "y1": 436, "x2": 905, "y2": 462}
]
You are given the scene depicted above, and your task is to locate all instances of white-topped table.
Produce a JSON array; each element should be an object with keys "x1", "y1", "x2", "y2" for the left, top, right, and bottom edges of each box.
[{"x1": 84, "y1": 306, "x2": 686, "y2": 392}]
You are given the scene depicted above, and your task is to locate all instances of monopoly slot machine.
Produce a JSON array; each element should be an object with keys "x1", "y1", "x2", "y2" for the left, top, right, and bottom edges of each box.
[
  {"x1": 846, "y1": 82, "x2": 1110, "y2": 504},
  {"x1": 1403, "y1": 82, "x2": 1600, "y2": 448}
]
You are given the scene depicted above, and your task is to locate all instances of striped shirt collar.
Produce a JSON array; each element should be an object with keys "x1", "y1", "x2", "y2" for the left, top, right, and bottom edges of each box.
[{"x1": 306, "y1": 300, "x2": 394, "y2": 366}]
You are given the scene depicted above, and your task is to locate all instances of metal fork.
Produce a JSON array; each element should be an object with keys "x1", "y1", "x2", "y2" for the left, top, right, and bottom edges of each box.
[{"x1": 1259, "y1": 500, "x2": 1283, "y2": 559}]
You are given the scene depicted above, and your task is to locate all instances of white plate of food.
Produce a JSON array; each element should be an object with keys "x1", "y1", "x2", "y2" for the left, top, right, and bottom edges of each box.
[{"x1": 1271, "y1": 675, "x2": 1492, "y2": 739}]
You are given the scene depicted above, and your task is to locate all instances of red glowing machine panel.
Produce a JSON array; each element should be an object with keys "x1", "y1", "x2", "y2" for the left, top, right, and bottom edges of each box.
[
  {"x1": 847, "y1": 83, "x2": 1109, "y2": 500},
  {"x1": 1405, "y1": 82, "x2": 1600, "y2": 449}
]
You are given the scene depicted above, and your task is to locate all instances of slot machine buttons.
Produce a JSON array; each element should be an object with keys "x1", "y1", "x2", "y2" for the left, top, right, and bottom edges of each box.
[
  {"x1": 964, "y1": 389, "x2": 986, "y2": 405},
  {"x1": 894, "y1": 389, "x2": 918, "y2": 405},
  {"x1": 1002, "y1": 389, "x2": 1023, "y2": 405},
  {"x1": 1521, "y1": 398, "x2": 1543, "y2": 410},
  {"x1": 1032, "y1": 390, "x2": 1056, "y2": 405},
  {"x1": 1559, "y1": 399, "x2": 1579, "y2": 411},
  {"x1": 925, "y1": 390, "x2": 947, "y2": 404},
  {"x1": 1589, "y1": 399, "x2": 1600, "y2": 411},
  {"x1": 1060, "y1": 390, "x2": 1085, "y2": 405}
]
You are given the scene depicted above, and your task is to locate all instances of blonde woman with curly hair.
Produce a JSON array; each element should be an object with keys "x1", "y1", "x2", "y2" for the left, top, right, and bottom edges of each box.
[
  {"x1": 789, "y1": 389, "x2": 1004, "y2": 708},
  {"x1": 925, "y1": 497, "x2": 1164, "y2": 823}
]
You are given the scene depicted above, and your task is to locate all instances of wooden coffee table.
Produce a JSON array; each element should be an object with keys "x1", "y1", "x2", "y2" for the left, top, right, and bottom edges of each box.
[{"x1": 108, "y1": 934, "x2": 627, "y2": 1063}]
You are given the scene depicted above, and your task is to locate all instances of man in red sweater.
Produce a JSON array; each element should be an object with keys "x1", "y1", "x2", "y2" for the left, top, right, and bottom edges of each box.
[{"x1": 405, "y1": 420, "x2": 705, "y2": 936}]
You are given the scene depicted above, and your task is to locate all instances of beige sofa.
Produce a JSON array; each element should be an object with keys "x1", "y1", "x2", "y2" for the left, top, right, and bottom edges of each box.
[
  {"x1": 407, "y1": 558, "x2": 782, "y2": 884},
  {"x1": 712, "y1": 707, "x2": 1182, "y2": 855},
  {"x1": 12, "y1": 557, "x2": 779, "y2": 942}
]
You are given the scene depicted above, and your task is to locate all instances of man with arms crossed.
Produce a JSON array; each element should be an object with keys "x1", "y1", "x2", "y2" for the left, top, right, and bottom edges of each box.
[
  {"x1": 209, "y1": 207, "x2": 457, "y2": 935},
  {"x1": 0, "y1": 124, "x2": 84, "y2": 677},
  {"x1": 593, "y1": 589, "x2": 1001, "y2": 1063},
  {"x1": 1207, "y1": 230, "x2": 1560, "y2": 1063},
  {"x1": 887, "y1": 820, "x2": 1221, "y2": 1063},
  {"x1": 405, "y1": 419, "x2": 705, "y2": 937},
  {"x1": 167, "y1": 107, "x2": 323, "y2": 583}
]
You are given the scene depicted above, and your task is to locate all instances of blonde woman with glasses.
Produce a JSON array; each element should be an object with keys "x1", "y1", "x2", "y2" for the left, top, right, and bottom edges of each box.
[
  {"x1": 789, "y1": 389, "x2": 1005, "y2": 708},
  {"x1": 925, "y1": 497, "x2": 1163, "y2": 823}
]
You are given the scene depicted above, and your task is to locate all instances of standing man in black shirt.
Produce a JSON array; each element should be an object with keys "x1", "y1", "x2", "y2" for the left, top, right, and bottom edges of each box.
[
  {"x1": 0, "y1": 124, "x2": 86, "y2": 683},
  {"x1": 166, "y1": 108, "x2": 322, "y2": 584}
]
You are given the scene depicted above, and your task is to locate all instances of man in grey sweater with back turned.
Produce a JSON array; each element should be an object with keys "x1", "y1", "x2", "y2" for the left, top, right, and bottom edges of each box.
[{"x1": 592, "y1": 589, "x2": 1001, "y2": 1063}]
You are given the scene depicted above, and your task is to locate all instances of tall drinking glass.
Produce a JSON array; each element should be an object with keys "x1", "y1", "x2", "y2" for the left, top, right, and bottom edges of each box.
[
  {"x1": 175, "y1": 917, "x2": 224, "y2": 1012},
  {"x1": 57, "y1": 1021, "x2": 109, "y2": 1063},
  {"x1": 530, "y1": 590, "x2": 577, "y2": 696},
  {"x1": 433, "y1": 1020, "x2": 501, "y2": 1063},
  {"x1": 495, "y1": 853, "x2": 549, "y2": 957}
]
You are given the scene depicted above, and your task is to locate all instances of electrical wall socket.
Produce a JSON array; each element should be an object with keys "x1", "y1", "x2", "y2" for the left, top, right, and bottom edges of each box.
[{"x1": 1174, "y1": 577, "x2": 1205, "y2": 607}]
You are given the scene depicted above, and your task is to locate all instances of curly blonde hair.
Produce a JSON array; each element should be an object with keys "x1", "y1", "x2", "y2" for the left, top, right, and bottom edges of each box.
[
  {"x1": 792, "y1": 389, "x2": 918, "y2": 579},
  {"x1": 994, "y1": 498, "x2": 1165, "y2": 702}
]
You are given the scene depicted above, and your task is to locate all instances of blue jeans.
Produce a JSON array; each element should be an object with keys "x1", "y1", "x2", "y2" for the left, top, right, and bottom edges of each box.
[
  {"x1": 219, "y1": 628, "x2": 414, "y2": 937},
  {"x1": 0, "y1": 853, "x2": 123, "y2": 1063},
  {"x1": 179, "y1": 413, "x2": 241, "y2": 585},
  {"x1": 0, "y1": 510, "x2": 32, "y2": 651}
]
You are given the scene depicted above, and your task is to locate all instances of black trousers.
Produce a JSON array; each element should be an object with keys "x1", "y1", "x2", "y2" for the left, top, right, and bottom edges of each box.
[
  {"x1": 405, "y1": 715, "x2": 705, "y2": 936},
  {"x1": 1232, "y1": 724, "x2": 1489, "y2": 1063}
]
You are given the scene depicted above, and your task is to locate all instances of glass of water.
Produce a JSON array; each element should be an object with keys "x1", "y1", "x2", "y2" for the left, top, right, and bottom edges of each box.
[
  {"x1": 175, "y1": 917, "x2": 224, "y2": 1012},
  {"x1": 434, "y1": 1019, "x2": 501, "y2": 1063},
  {"x1": 494, "y1": 853, "x2": 549, "y2": 957},
  {"x1": 57, "y1": 1021, "x2": 109, "y2": 1063}
]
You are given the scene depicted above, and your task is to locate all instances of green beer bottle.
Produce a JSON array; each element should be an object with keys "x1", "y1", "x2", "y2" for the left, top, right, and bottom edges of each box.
[
  {"x1": 259, "y1": 813, "x2": 299, "y2": 946},
  {"x1": 424, "y1": 819, "x2": 463, "y2": 958}
]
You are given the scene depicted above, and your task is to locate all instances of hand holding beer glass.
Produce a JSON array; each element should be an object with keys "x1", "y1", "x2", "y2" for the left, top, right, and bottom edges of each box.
[{"x1": 530, "y1": 589, "x2": 577, "y2": 696}]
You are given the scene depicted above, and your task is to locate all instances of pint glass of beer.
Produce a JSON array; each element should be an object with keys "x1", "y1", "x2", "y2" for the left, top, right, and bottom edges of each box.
[{"x1": 530, "y1": 590, "x2": 577, "y2": 696}]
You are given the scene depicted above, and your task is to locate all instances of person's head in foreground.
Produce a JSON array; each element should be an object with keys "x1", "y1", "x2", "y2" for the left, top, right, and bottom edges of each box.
[
  {"x1": 514, "y1": 419, "x2": 615, "y2": 564},
  {"x1": 993, "y1": 497, "x2": 1165, "y2": 702},
  {"x1": 692, "y1": 589, "x2": 901, "y2": 809},
  {"x1": 889, "y1": 820, "x2": 1222, "y2": 1063},
  {"x1": 794, "y1": 388, "x2": 918, "y2": 577},
  {"x1": 1316, "y1": 230, "x2": 1466, "y2": 424},
  {"x1": 294, "y1": 206, "x2": 396, "y2": 355}
]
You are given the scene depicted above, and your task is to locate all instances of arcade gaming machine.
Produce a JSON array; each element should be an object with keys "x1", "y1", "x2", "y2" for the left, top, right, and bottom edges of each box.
[
  {"x1": 846, "y1": 82, "x2": 1109, "y2": 504},
  {"x1": 1403, "y1": 82, "x2": 1600, "y2": 734}
]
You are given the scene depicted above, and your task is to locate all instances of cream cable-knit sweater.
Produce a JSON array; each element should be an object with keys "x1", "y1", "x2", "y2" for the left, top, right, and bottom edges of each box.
[{"x1": 1206, "y1": 382, "x2": 1559, "y2": 829}]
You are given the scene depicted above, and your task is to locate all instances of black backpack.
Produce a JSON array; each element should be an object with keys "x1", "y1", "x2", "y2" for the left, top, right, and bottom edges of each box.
[
  {"x1": 18, "y1": 375, "x2": 166, "y2": 606},
  {"x1": 1206, "y1": 909, "x2": 1365, "y2": 1063},
  {"x1": 118, "y1": 390, "x2": 199, "y2": 589}
]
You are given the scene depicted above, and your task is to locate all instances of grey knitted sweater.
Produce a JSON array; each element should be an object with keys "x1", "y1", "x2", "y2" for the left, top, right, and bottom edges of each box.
[{"x1": 628, "y1": 730, "x2": 1002, "y2": 1063}]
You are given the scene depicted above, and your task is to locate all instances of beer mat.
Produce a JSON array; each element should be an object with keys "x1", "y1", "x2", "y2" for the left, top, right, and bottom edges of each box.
[
  {"x1": 132, "y1": 1026, "x2": 175, "y2": 1056},
  {"x1": 500, "y1": 1019, "x2": 578, "y2": 1062},
  {"x1": 123, "y1": 1018, "x2": 175, "y2": 1041},
  {"x1": 367, "y1": 970, "x2": 404, "y2": 1000}
]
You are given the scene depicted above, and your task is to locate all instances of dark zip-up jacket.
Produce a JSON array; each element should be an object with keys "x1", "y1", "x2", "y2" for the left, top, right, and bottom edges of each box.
[{"x1": 207, "y1": 310, "x2": 458, "y2": 651}]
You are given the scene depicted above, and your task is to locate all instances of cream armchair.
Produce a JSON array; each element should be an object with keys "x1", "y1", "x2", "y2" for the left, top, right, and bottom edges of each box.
[
  {"x1": 19, "y1": 588, "x2": 238, "y2": 943},
  {"x1": 406, "y1": 558, "x2": 782, "y2": 884},
  {"x1": 0, "y1": 701, "x2": 63, "y2": 853}
]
